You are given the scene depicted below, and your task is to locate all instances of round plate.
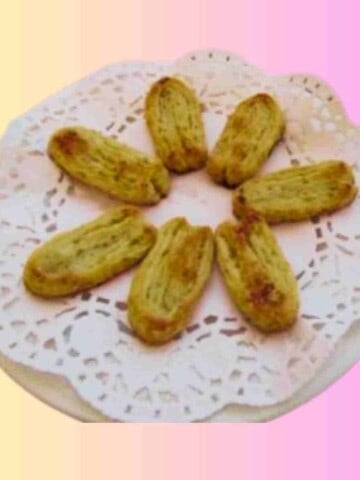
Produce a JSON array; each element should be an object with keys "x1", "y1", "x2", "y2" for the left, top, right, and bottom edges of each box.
[{"x1": 1, "y1": 49, "x2": 360, "y2": 421}]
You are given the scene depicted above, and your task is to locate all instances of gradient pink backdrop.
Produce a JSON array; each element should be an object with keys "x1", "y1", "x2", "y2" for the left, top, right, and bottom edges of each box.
[{"x1": 0, "y1": 1, "x2": 360, "y2": 479}]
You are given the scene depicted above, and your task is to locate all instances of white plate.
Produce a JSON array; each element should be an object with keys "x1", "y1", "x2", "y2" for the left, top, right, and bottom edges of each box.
[{"x1": 0, "y1": 50, "x2": 359, "y2": 422}]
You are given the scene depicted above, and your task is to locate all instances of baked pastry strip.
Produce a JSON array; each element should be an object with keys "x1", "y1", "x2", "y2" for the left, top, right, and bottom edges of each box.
[
  {"x1": 23, "y1": 207, "x2": 157, "y2": 297},
  {"x1": 207, "y1": 93, "x2": 285, "y2": 187},
  {"x1": 48, "y1": 126, "x2": 170, "y2": 205},
  {"x1": 215, "y1": 209, "x2": 299, "y2": 333},
  {"x1": 233, "y1": 160, "x2": 357, "y2": 223},
  {"x1": 128, "y1": 217, "x2": 214, "y2": 344},
  {"x1": 145, "y1": 77, "x2": 207, "y2": 173}
]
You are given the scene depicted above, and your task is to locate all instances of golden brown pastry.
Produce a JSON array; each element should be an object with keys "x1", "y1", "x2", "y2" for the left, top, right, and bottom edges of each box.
[
  {"x1": 48, "y1": 126, "x2": 170, "y2": 205},
  {"x1": 145, "y1": 77, "x2": 207, "y2": 173},
  {"x1": 23, "y1": 207, "x2": 157, "y2": 297},
  {"x1": 233, "y1": 160, "x2": 357, "y2": 223},
  {"x1": 215, "y1": 209, "x2": 299, "y2": 333},
  {"x1": 128, "y1": 217, "x2": 214, "y2": 344},
  {"x1": 207, "y1": 93, "x2": 285, "y2": 187}
]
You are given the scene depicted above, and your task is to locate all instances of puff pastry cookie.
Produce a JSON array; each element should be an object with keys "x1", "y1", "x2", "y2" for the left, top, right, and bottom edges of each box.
[
  {"x1": 23, "y1": 207, "x2": 157, "y2": 297},
  {"x1": 215, "y1": 209, "x2": 299, "y2": 333},
  {"x1": 145, "y1": 77, "x2": 207, "y2": 173},
  {"x1": 207, "y1": 93, "x2": 285, "y2": 187},
  {"x1": 48, "y1": 126, "x2": 170, "y2": 205},
  {"x1": 233, "y1": 160, "x2": 357, "y2": 223},
  {"x1": 128, "y1": 217, "x2": 214, "y2": 344}
]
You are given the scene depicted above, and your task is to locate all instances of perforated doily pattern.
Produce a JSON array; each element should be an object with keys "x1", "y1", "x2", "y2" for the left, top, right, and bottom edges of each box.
[{"x1": 0, "y1": 50, "x2": 359, "y2": 421}]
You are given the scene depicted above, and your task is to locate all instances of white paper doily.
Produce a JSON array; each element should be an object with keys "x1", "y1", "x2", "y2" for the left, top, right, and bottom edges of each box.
[{"x1": 0, "y1": 49, "x2": 359, "y2": 422}]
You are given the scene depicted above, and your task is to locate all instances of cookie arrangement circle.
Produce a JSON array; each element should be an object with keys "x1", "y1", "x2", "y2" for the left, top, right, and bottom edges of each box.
[{"x1": 0, "y1": 50, "x2": 359, "y2": 421}]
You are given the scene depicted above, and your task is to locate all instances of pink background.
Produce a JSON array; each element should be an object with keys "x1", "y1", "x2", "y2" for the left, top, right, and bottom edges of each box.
[{"x1": 0, "y1": 1, "x2": 359, "y2": 479}]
